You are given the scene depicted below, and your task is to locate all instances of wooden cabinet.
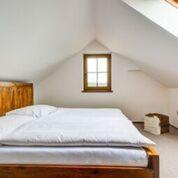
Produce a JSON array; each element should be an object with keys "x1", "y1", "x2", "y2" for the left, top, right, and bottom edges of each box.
[{"x1": 0, "y1": 82, "x2": 33, "y2": 116}]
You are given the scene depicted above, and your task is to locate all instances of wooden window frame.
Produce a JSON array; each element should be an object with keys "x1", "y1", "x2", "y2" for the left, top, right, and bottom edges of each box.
[
  {"x1": 83, "y1": 54, "x2": 112, "y2": 93},
  {"x1": 166, "y1": 0, "x2": 178, "y2": 8}
]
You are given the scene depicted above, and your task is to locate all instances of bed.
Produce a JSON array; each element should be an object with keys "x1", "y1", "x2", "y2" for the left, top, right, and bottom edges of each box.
[{"x1": 0, "y1": 82, "x2": 159, "y2": 178}]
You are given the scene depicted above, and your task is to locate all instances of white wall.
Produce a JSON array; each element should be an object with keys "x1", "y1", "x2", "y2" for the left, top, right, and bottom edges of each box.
[
  {"x1": 35, "y1": 41, "x2": 168, "y2": 122},
  {"x1": 169, "y1": 88, "x2": 178, "y2": 127}
]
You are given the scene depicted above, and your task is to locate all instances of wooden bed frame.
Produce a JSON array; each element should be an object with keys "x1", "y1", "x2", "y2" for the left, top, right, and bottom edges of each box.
[
  {"x1": 0, "y1": 82, "x2": 159, "y2": 178},
  {"x1": 0, "y1": 82, "x2": 33, "y2": 116},
  {"x1": 0, "y1": 147, "x2": 159, "y2": 178}
]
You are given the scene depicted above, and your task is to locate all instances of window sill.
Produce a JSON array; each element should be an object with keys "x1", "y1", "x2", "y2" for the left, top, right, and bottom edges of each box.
[{"x1": 82, "y1": 90, "x2": 113, "y2": 93}]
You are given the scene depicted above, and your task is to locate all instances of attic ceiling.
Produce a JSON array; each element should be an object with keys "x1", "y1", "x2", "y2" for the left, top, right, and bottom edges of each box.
[
  {"x1": 0, "y1": 0, "x2": 178, "y2": 87},
  {"x1": 122, "y1": 0, "x2": 178, "y2": 38},
  {"x1": 0, "y1": 0, "x2": 95, "y2": 83}
]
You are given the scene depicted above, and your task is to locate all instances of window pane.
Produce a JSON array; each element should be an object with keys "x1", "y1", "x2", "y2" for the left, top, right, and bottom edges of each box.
[
  {"x1": 98, "y1": 58, "x2": 107, "y2": 72},
  {"x1": 88, "y1": 73, "x2": 97, "y2": 87},
  {"x1": 98, "y1": 73, "x2": 108, "y2": 87},
  {"x1": 87, "y1": 58, "x2": 97, "y2": 72}
]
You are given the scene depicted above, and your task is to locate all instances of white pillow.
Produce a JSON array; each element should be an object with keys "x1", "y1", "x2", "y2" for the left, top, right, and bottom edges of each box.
[
  {"x1": 6, "y1": 105, "x2": 57, "y2": 118},
  {"x1": 0, "y1": 115, "x2": 34, "y2": 139}
]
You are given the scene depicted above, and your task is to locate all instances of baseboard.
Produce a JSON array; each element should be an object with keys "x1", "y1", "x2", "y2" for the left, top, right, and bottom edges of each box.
[
  {"x1": 133, "y1": 121, "x2": 178, "y2": 130},
  {"x1": 133, "y1": 121, "x2": 144, "y2": 124},
  {"x1": 170, "y1": 124, "x2": 178, "y2": 130}
]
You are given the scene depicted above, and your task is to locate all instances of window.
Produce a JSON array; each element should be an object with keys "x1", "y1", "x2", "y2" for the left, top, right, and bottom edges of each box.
[
  {"x1": 166, "y1": 0, "x2": 178, "y2": 7},
  {"x1": 83, "y1": 54, "x2": 112, "y2": 92}
]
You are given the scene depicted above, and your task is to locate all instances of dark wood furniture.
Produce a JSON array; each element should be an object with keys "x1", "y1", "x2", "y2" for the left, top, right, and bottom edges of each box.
[
  {"x1": 0, "y1": 82, "x2": 33, "y2": 116},
  {"x1": 0, "y1": 82, "x2": 159, "y2": 178}
]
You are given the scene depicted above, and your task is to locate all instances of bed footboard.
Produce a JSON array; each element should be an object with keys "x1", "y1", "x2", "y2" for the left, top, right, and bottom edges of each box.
[
  {"x1": 0, "y1": 147, "x2": 159, "y2": 178},
  {"x1": 145, "y1": 147, "x2": 159, "y2": 178}
]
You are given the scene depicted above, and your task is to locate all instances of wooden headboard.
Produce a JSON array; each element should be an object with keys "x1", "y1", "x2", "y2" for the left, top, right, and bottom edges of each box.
[{"x1": 0, "y1": 82, "x2": 33, "y2": 116}]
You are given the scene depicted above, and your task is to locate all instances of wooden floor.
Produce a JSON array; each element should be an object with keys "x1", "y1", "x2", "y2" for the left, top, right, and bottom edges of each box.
[{"x1": 135, "y1": 124, "x2": 178, "y2": 178}]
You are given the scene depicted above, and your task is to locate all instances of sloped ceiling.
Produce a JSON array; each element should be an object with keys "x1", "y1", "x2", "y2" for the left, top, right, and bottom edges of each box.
[
  {"x1": 122, "y1": 0, "x2": 178, "y2": 38},
  {"x1": 0, "y1": 0, "x2": 178, "y2": 87},
  {"x1": 95, "y1": 0, "x2": 178, "y2": 87},
  {"x1": 0, "y1": 0, "x2": 95, "y2": 83}
]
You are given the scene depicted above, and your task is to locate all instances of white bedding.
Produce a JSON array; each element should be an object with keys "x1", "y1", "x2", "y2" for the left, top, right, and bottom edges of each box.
[
  {"x1": 0, "y1": 115, "x2": 34, "y2": 139},
  {"x1": 0, "y1": 108, "x2": 154, "y2": 147},
  {"x1": 6, "y1": 105, "x2": 58, "y2": 118},
  {"x1": 0, "y1": 146, "x2": 148, "y2": 167}
]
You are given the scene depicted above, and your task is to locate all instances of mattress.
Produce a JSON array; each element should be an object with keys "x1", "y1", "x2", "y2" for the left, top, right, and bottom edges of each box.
[{"x1": 0, "y1": 146, "x2": 148, "y2": 167}]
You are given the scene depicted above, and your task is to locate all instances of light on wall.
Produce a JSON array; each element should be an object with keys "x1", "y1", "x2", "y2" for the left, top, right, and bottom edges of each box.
[{"x1": 166, "y1": 0, "x2": 178, "y2": 8}]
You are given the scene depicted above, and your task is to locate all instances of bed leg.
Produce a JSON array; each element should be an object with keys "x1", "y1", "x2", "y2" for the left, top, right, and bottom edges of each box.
[{"x1": 149, "y1": 154, "x2": 159, "y2": 178}]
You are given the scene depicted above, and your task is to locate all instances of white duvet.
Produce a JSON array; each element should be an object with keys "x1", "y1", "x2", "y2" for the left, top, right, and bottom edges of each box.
[{"x1": 0, "y1": 108, "x2": 154, "y2": 147}]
